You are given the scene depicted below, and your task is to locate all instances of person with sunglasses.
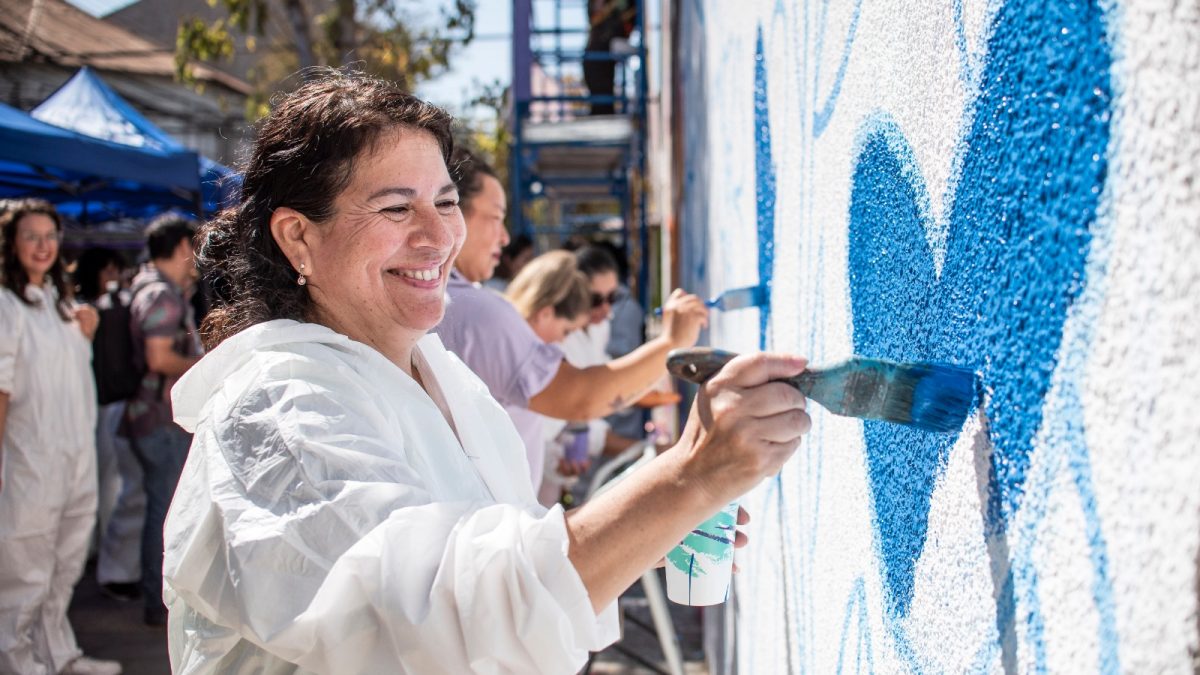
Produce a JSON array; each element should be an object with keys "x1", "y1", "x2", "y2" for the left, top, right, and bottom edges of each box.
[{"x1": 435, "y1": 152, "x2": 709, "y2": 494}]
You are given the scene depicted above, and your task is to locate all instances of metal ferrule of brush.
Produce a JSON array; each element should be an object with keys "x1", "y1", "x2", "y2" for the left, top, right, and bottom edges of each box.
[{"x1": 789, "y1": 360, "x2": 899, "y2": 424}]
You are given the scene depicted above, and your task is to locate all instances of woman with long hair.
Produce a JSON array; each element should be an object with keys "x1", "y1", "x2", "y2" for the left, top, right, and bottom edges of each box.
[
  {"x1": 162, "y1": 71, "x2": 809, "y2": 674},
  {"x1": 0, "y1": 199, "x2": 121, "y2": 675}
]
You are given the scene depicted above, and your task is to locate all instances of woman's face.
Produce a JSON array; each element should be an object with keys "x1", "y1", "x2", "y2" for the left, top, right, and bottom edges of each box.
[
  {"x1": 98, "y1": 261, "x2": 122, "y2": 291},
  {"x1": 305, "y1": 128, "x2": 465, "y2": 347},
  {"x1": 530, "y1": 306, "x2": 587, "y2": 344},
  {"x1": 587, "y1": 270, "x2": 619, "y2": 325},
  {"x1": 14, "y1": 213, "x2": 60, "y2": 284}
]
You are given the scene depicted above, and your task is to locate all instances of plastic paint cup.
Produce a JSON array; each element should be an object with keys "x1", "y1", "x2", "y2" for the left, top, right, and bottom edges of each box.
[
  {"x1": 564, "y1": 424, "x2": 589, "y2": 463},
  {"x1": 665, "y1": 500, "x2": 738, "y2": 606}
]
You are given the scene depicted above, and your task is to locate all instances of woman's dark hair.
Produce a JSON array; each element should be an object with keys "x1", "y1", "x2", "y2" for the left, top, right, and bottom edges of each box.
[
  {"x1": 495, "y1": 234, "x2": 534, "y2": 281},
  {"x1": 199, "y1": 69, "x2": 456, "y2": 349},
  {"x1": 573, "y1": 244, "x2": 620, "y2": 280},
  {"x1": 0, "y1": 198, "x2": 72, "y2": 320},
  {"x1": 448, "y1": 147, "x2": 498, "y2": 217},
  {"x1": 74, "y1": 247, "x2": 126, "y2": 301}
]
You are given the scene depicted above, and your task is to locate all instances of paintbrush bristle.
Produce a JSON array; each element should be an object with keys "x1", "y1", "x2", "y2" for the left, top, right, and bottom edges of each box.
[
  {"x1": 714, "y1": 285, "x2": 767, "y2": 311},
  {"x1": 879, "y1": 362, "x2": 979, "y2": 433},
  {"x1": 792, "y1": 357, "x2": 978, "y2": 433}
]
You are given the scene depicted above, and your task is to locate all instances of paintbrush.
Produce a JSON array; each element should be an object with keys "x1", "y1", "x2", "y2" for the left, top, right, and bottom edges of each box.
[
  {"x1": 653, "y1": 284, "x2": 767, "y2": 316},
  {"x1": 667, "y1": 347, "x2": 979, "y2": 434}
]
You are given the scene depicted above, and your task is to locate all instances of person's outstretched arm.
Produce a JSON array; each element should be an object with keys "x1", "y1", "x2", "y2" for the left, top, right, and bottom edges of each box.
[
  {"x1": 565, "y1": 352, "x2": 812, "y2": 610},
  {"x1": 529, "y1": 288, "x2": 708, "y2": 420}
]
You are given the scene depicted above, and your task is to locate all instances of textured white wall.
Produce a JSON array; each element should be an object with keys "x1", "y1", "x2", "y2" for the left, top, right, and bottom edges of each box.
[{"x1": 674, "y1": 0, "x2": 1200, "y2": 672}]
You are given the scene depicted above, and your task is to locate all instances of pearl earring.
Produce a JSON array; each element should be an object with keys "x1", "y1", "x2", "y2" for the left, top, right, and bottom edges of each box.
[{"x1": 297, "y1": 263, "x2": 307, "y2": 286}]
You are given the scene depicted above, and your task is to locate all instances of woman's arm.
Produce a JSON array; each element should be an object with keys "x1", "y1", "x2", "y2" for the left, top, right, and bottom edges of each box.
[
  {"x1": 564, "y1": 352, "x2": 811, "y2": 610},
  {"x1": 529, "y1": 289, "x2": 708, "y2": 420}
]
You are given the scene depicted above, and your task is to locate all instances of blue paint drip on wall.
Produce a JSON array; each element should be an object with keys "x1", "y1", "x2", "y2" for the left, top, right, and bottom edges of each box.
[
  {"x1": 812, "y1": 0, "x2": 863, "y2": 137},
  {"x1": 846, "y1": 7, "x2": 1114, "y2": 672},
  {"x1": 836, "y1": 577, "x2": 875, "y2": 675},
  {"x1": 755, "y1": 28, "x2": 775, "y2": 350}
]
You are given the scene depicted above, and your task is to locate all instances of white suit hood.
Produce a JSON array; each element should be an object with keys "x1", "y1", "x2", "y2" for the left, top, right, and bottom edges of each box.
[
  {"x1": 164, "y1": 320, "x2": 618, "y2": 674},
  {"x1": 172, "y1": 320, "x2": 346, "y2": 432}
]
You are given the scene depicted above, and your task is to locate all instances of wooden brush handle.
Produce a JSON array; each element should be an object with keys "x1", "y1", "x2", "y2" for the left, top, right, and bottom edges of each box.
[{"x1": 666, "y1": 347, "x2": 822, "y2": 396}]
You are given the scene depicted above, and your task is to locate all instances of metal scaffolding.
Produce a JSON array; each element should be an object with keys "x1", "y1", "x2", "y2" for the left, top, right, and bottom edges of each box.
[{"x1": 510, "y1": 0, "x2": 650, "y2": 305}]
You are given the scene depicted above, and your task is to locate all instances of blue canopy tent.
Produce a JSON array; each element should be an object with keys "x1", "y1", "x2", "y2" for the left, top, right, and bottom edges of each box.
[
  {"x1": 0, "y1": 101, "x2": 203, "y2": 222},
  {"x1": 32, "y1": 67, "x2": 240, "y2": 216}
]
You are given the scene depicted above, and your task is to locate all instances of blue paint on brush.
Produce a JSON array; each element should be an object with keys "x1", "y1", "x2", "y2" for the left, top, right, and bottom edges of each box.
[
  {"x1": 755, "y1": 27, "x2": 776, "y2": 351},
  {"x1": 846, "y1": 8, "x2": 1115, "y2": 674},
  {"x1": 909, "y1": 365, "x2": 979, "y2": 432}
]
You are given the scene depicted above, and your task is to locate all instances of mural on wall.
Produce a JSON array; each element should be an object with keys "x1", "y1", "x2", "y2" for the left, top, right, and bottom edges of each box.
[{"x1": 677, "y1": 0, "x2": 1200, "y2": 672}]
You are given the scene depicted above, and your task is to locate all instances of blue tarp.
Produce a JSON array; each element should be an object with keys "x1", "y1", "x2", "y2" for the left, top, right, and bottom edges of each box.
[
  {"x1": 0, "y1": 101, "x2": 201, "y2": 219},
  {"x1": 31, "y1": 67, "x2": 240, "y2": 215}
]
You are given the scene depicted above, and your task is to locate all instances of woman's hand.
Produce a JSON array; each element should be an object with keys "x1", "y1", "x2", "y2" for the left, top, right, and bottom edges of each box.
[
  {"x1": 74, "y1": 304, "x2": 99, "y2": 341},
  {"x1": 659, "y1": 288, "x2": 708, "y2": 350},
  {"x1": 556, "y1": 456, "x2": 590, "y2": 477},
  {"x1": 678, "y1": 352, "x2": 812, "y2": 505}
]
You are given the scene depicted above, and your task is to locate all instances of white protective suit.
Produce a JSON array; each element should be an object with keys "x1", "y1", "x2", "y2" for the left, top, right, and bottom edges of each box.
[
  {"x1": 0, "y1": 284, "x2": 99, "y2": 675},
  {"x1": 164, "y1": 320, "x2": 619, "y2": 675}
]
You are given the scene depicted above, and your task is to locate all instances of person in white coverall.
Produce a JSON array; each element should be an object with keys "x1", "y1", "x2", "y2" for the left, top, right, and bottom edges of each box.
[
  {"x1": 163, "y1": 70, "x2": 813, "y2": 675},
  {"x1": 0, "y1": 199, "x2": 122, "y2": 675}
]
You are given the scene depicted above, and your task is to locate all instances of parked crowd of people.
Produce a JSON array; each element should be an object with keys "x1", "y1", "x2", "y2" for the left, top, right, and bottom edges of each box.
[{"x1": 0, "y1": 70, "x2": 809, "y2": 675}]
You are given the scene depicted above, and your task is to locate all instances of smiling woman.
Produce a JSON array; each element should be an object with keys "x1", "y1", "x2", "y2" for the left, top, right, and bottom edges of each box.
[
  {"x1": 266, "y1": 126, "x2": 465, "y2": 370},
  {"x1": 164, "y1": 69, "x2": 813, "y2": 675},
  {"x1": 0, "y1": 200, "x2": 116, "y2": 675}
]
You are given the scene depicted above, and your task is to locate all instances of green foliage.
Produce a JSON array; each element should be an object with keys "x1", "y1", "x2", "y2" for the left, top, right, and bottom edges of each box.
[{"x1": 175, "y1": 0, "x2": 477, "y2": 115}]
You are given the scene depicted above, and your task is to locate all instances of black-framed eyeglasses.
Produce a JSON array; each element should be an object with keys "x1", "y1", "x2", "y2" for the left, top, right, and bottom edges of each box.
[{"x1": 590, "y1": 290, "x2": 619, "y2": 308}]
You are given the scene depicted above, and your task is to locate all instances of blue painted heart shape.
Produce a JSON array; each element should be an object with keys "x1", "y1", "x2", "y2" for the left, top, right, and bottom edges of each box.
[{"x1": 844, "y1": 0, "x2": 1112, "y2": 618}]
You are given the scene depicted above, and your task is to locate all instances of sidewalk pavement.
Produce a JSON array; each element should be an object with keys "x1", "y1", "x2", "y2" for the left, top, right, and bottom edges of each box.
[{"x1": 68, "y1": 565, "x2": 169, "y2": 675}]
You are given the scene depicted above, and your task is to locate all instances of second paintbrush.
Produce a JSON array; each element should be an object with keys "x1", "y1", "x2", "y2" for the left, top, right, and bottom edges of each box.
[{"x1": 653, "y1": 284, "x2": 766, "y2": 316}]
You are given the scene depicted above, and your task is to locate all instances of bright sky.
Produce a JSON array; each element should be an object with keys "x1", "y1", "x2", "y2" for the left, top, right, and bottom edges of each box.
[{"x1": 417, "y1": 0, "x2": 514, "y2": 119}]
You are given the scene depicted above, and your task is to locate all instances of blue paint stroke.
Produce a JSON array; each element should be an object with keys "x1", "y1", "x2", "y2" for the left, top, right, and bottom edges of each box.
[
  {"x1": 836, "y1": 578, "x2": 876, "y2": 675},
  {"x1": 688, "y1": 552, "x2": 696, "y2": 605},
  {"x1": 755, "y1": 27, "x2": 776, "y2": 351},
  {"x1": 848, "y1": 115, "x2": 956, "y2": 618},
  {"x1": 952, "y1": 0, "x2": 969, "y2": 84},
  {"x1": 845, "y1": 2, "x2": 1116, "y2": 672},
  {"x1": 812, "y1": 0, "x2": 864, "y2": 137}
]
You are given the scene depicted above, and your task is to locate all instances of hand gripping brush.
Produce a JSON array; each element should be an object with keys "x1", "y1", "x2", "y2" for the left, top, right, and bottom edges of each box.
[{"x1": 667, "y1": 348, "x2": 980, "y2": 434}]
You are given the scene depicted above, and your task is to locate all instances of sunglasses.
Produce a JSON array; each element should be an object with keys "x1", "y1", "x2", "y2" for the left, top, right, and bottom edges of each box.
[{"x1": 590, "y1": 290, "x2": 619, "y2": 308}]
